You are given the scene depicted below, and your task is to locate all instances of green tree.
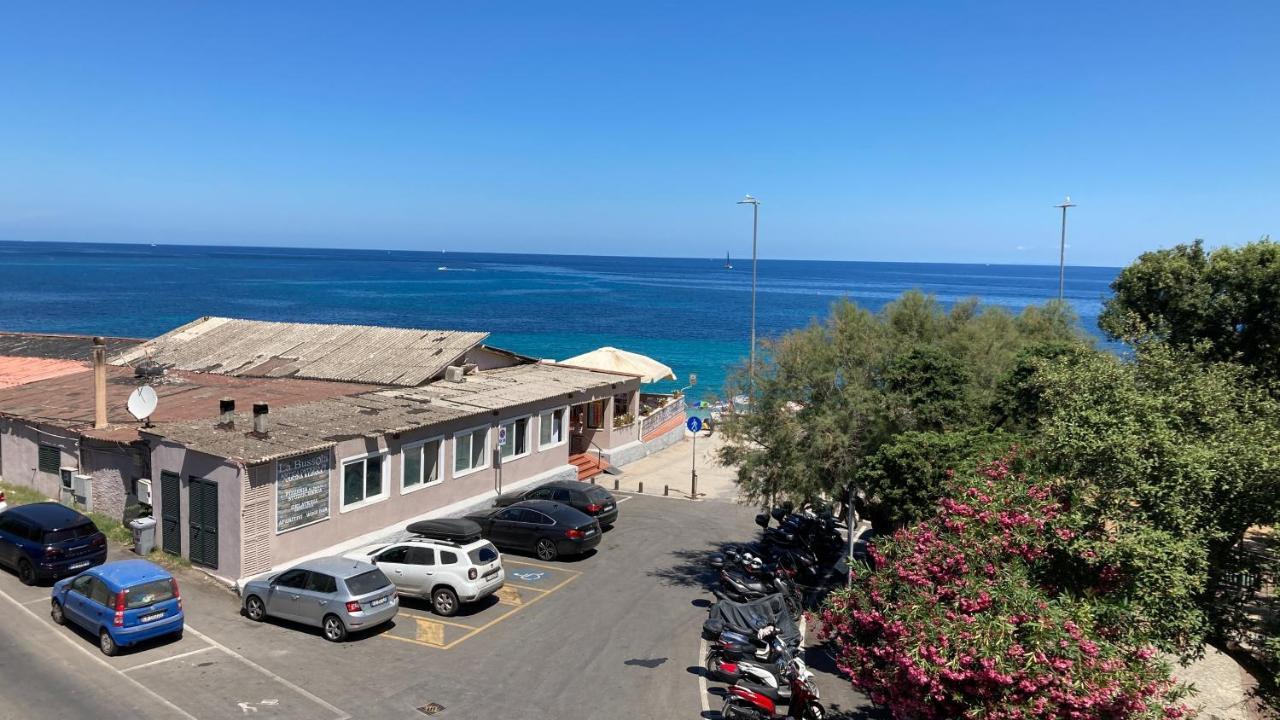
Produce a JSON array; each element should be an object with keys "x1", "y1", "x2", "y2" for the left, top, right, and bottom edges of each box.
[
  {"x1": 1024, "y1": 343, "x2": 1280, "y2": 653},
  {"x1": 717, "y1": 291, "x2": 1089, "y2": 518},
  {"x1": 1100, "y1": 238, "x2": 1280, "y2": 380},
  {"x1": 857, "y1": 428, "x2": 1013, "y2": 527}
]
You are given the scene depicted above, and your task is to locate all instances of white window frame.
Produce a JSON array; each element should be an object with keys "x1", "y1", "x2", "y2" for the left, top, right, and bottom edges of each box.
[
  {"x1": 538, "y1": 405, "x2": 569, "y2": 451},
  {"x1": 498, "y1": 415, "x2": 532, "y2": 463},
  {"x1": 452, "y1": 424, "x2": 491, "y2": 478},
  {"x1": 339, "y1": 451, "x2": 390, "y2": 513},
  {"x1": 400, "y1": 435, "x2": 445, "y2": 495}
]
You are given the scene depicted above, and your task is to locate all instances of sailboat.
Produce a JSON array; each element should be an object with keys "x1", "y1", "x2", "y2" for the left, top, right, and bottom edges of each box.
[{"x1": 724, "y1": 252, "x2": 733, "y2": 270}]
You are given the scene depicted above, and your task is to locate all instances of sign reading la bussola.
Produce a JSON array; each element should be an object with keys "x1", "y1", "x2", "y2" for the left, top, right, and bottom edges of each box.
[{"x1": 276, "y1": 451, "x2": 331, "y2": 533}]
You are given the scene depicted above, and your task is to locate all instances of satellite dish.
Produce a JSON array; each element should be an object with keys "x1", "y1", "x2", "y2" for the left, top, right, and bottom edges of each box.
[{"x1": 127, "y1": 385, "x2": 159, "y2": 422}]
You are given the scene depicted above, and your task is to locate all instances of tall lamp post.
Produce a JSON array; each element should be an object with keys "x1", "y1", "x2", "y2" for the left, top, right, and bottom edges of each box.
[
  {"x1": 1055, "y1": 196, "x2": 1076, "y2": 302},
  {"x1": 738, "y1": 195, "x2": 760, "y2": 395}
]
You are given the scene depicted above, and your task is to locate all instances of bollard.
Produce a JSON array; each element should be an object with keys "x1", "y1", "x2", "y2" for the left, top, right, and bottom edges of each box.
[
  {"x1": 638, "y1": 481, "x2": 644, "y2": 493},
  {"x1": 664, "y1": 484, "x2": 669, "y2": 496},
  {"x1": 590, "y1": 477, "x2": 595, "y2": 484},
  {"x1": 614, "y1": 478, "x2": 619, "y2": 491}
]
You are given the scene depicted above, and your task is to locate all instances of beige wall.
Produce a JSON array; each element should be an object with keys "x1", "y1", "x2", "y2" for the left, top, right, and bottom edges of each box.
[
  {"x1": 0, "y1": 417, "x2": 78, "y2": 498},
  {"x1": 149, "y1": 380, "x2": 641, "y2": 581},
  {"x1": 150, "y1": 442, "x2": 244, "y2": 580},
  {"x1": 269, "y1": 401, "x2": 572, "y2": 568}
]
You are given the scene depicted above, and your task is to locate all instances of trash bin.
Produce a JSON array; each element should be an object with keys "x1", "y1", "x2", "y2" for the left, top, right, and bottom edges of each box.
[{"x1": 129, "y1": 516, "x2": 157, "y2": 555}]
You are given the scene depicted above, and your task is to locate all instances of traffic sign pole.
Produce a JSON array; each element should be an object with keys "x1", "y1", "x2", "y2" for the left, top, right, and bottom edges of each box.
[{"x1": 686, "y1": 415, "x2": 703, "y2": 498}]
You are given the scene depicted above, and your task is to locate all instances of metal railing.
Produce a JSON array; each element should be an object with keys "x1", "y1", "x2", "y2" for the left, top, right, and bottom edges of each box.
[{"x1": 640, "y1": 394, "x2": 686, "y2": 439}]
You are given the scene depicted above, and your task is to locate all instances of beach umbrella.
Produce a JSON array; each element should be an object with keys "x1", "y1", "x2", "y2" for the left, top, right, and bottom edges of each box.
[{"x1": 559, "y1": 346, "x2": 676, "y2": 383}]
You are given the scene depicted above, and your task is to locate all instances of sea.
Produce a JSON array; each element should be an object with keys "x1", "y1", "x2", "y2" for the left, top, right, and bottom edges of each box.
[{"x1": 0, "y1": 240, "x2": 1119, "y2": 403}]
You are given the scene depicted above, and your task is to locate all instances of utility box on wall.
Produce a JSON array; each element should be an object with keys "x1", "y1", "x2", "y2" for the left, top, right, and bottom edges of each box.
[{"x1": 59, "y1": 467, "x2": 94, "y2": 511}]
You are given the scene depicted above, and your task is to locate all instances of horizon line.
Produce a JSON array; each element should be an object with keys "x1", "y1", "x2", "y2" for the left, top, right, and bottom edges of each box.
[{"x1": 0, "y1": 237, "x2": 1123, "y2": 271}]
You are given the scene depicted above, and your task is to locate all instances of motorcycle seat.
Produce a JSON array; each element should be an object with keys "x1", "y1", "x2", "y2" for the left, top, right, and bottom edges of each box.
[{"x1": 736, "y1": 678, "x2": 787, "y2": 701}]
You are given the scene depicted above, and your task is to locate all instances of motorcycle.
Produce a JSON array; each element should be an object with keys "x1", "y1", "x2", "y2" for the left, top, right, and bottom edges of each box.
[
  {"x1": 706, "y1": 627, "x2": 808, "y2": 698},
  {"x1": 721, "y1": 653, "x2": 825, "y2": 720},
  {"x1": 718, "y1": 564, "x2": 802, "y2": 621}
]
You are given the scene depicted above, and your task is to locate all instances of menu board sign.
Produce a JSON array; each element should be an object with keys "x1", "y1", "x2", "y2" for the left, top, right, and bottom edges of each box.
[{"x1": 276, "y1": 451, "x2": 331, "y2": 533}]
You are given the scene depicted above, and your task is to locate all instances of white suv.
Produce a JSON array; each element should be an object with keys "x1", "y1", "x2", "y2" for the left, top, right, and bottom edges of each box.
[{"x1": 345, "y1": 537, "x2": 503, "y2": 617}]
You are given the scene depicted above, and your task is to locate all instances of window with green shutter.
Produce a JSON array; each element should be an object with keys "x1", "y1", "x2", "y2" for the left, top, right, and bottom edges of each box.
[{"x1": 38, "y1": 444, "x2": 61, "y2": 475}]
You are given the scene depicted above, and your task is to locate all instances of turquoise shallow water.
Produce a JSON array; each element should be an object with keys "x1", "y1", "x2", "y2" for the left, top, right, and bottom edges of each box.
[{"x1": 0, "y1": 241, "x2": 1118, "y2": 402}]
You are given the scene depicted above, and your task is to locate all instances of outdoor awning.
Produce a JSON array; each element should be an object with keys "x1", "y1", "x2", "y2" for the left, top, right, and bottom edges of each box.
[{"x1": 559, "y1": 346, "x2": 676, "y2": 383}]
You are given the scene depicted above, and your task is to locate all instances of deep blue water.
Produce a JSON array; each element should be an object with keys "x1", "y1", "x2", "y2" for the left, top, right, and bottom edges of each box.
[{"x1": 0, "y1": 240, "x2": 1119, "y2": 401}]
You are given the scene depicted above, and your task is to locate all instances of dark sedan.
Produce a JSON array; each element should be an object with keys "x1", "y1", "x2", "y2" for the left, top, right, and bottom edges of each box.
[
  {"x1": 494, "y1": 480, "x2": 619, "y2": 527},
  {"x1": 466, "y1": 499, "x2": 601, "y2": 561}
]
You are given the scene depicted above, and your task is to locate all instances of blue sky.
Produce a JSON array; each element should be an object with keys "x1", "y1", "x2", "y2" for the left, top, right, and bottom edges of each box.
[{"x1": 0, "y1": 2, "x2": 1275, "y2": 266}]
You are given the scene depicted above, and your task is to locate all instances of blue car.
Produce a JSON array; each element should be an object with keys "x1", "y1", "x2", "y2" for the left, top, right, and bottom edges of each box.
[
  {"x1": 0, "y1": 502, "x2": 107, "y2": 585},
  {"x1": 51, "y1": 560, "x2": 184, "y2": 655}
]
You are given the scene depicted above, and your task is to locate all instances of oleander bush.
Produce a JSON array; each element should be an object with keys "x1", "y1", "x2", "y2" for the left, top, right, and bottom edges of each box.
[{"x1": 820, "y1": 454, "x2": 1191, "y2": 720}]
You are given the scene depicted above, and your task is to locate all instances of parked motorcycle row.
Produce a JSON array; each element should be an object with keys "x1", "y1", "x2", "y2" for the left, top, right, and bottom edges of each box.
[{"x1": 700, "y1": 504, "x2": 847, "y2": 720}]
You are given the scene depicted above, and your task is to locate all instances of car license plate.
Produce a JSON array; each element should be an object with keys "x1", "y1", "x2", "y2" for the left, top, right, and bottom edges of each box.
[
  {"x1": 140, "y1": 612, "x2": 164, "y2": 623},
  {"x1": 484, "y1": 568, "x2": 499, "y2": 579},
  {"x1": 370, "y1": 596, "x2": 388, "y2": 607},
  {"x1": 69, "y1": 561, "x2": 90, "y2": 570},
  {"x1": 585, "y1": 529, "x2": 596, "y2": 536}
]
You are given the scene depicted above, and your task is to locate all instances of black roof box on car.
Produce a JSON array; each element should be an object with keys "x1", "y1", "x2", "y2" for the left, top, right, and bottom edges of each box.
[{"x1": 406, "y1": 518, "x2": 483, "y2": 544}]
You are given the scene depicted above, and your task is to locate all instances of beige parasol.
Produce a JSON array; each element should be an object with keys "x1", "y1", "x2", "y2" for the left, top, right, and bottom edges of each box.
[{"x1": 559, "y1": 346, "x2": 676, "y2": 383}]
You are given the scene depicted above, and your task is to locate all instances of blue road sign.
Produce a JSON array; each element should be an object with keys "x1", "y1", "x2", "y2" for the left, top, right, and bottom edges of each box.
[{"x1": 686, "y1": 416, "x2": 702, "y2": 433}]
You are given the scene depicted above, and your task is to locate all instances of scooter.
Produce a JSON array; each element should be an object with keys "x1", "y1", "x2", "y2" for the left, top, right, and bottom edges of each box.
[
  {"x1": 721, "y1": 653, "x2": 825, "y2": 720},
  {"x1": 706, "y1": 628, "x2": 809, "y2": 698},
  {"x1": 719, "y1": 565, "x2": 802, "y2": 621}
]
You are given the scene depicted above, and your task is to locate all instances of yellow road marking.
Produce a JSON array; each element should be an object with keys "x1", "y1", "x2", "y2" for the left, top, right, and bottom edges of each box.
[
  {"x1": 393, "y1": 610, "x2": 481, "y2": 630},
  {"x1": 414, "y1": 617, "x2": 446, "y2": 646},
  {"x1": 504, "y1": 559, "x2": 583, "y2": 574},
  {"x1": 503, "y1": 583, "x2": 549, "y2": 593},
  {"x1": 380, "y1": 564, "x2": 582, "y2": 651},
  {"x1": 441, "y1": 573, "x2": 580, "y2": 650},
  {"x1": 494, "y1": 586, "x2": 523, "y2": 606}
]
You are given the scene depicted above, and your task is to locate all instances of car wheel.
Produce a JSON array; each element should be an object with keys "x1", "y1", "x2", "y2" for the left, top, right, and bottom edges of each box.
[
  {"x1": 17, "y1": 559, "x2": 36, "y2": 586},
  {"x1": 244, "y1": 595, "x2": 266, "y2": 622},
  {"x1": 431, "y1": 587, "x2": 459, "y2": 617},
  {"x1": 535, "y1": 538, "x2": 558, "y2": 561},
  {"x1": 322, "y1": 614, "x2": 347, "y2": 643},
  {"x1": 99, "y1": 629, "x2": 118, "y2": 656},
  {"x1": 50, "y1": 600, "x2": 65, "y2": 625}
]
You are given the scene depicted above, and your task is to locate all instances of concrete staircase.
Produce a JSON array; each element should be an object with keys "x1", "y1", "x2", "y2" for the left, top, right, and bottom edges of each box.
[{"x1": 569, "y1": 452, "x2": 609, "y2": 481}]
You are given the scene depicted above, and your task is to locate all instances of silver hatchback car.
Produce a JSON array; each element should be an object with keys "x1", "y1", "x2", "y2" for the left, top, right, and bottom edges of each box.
[{"x1": 240, "y1": 556, "x2": 398, "y2": 642}]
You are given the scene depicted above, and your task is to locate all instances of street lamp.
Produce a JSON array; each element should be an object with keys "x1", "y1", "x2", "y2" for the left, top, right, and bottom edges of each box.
[
  {"x1": 1054, "y1": 196, "x2": 1076, "y2": 302},
  {"x1": 738, "y1": 194, "x2": 760, "y2": 394}
]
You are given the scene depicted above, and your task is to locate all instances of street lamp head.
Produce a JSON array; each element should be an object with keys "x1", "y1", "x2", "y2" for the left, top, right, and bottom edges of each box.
[
  {"x1": 1055, "y1": 195, "x2": 1077, "y2": 209},
  {"x1": 737, "y1": 194, "x2": 760, "y2": 206}
]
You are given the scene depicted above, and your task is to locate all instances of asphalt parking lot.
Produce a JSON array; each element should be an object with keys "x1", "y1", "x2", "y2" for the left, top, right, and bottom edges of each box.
[{"x1": 0, "y1": 492, "x2": 872, "y2": 720}]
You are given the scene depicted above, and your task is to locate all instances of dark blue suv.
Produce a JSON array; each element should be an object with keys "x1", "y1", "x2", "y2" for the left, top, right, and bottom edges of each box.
[{"x1": 0, "y1": 502, "x2": 108, "y2": 585}]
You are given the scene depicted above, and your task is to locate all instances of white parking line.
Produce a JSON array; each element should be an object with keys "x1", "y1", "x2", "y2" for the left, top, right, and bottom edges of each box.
[
  {"x1": 698, "y1": 634, "x2": 712, "y2": 716},
  {"x1": 21, "y1": 596, "x2": 50, "y2": 606},
  {"x1": 615, "y1": 496, "x2": 632, "y2": 504},
  {"x1": 0, "y1": 585, "x2": 199, "y2": 720},
  {"x1": 184, "y1": 625, "x2": 351, "y2": 720},
  {"x1": 121, "y1": 645, "x2": 216, "y2": 673}
]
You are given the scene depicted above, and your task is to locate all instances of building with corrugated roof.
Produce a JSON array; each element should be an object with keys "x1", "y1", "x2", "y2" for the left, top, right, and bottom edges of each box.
[{"x1": 0, "y1": 319, "x2": 687, "y2": 584}]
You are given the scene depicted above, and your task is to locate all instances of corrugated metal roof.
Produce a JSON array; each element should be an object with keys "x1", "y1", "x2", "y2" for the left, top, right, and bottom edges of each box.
[
  {"x1": 0, "y1": 356, "x2": 89, "y2": 389},
  {"x1": 376, "y1": 362, "x2": 638, "y2": 412},
  {"x1": 0, "y1": 365, "x2": 370, "y2": 443},
  {"x1": 145, "y1": 392, "x2": 479, "y2": 464},
  {"x1": 145, "y1": 363, "x2": 638, "y2": 464},
  {"x1": 0, "y1": 332, "x2": 142, "y2": 361},
  {"x1": 110, "y1": 317, "x2": 488, "y2": 387}
]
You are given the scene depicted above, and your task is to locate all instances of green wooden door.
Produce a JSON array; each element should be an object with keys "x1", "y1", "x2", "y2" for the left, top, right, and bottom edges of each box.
[
  {"x1": 188, "y1": 478, "x2": 219, "y2": 569},
  {"x1": 160, "y1": 471, "x2": 181, "y2": 555}
]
